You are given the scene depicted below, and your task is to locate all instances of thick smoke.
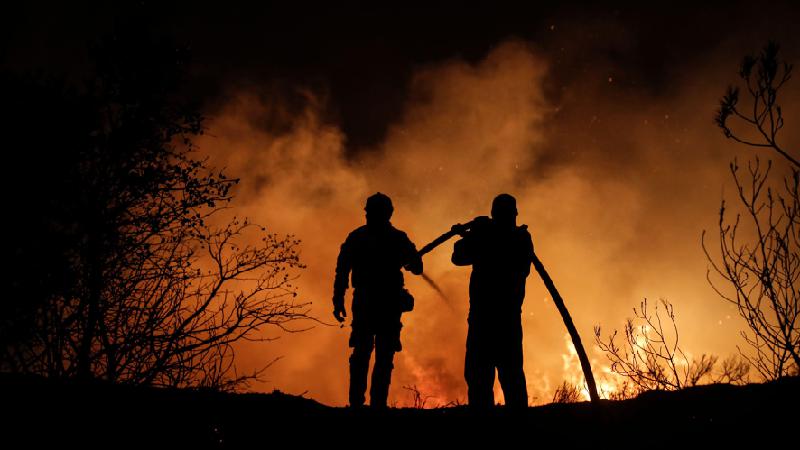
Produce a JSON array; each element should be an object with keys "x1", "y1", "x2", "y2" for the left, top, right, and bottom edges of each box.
[{"x1": 196, "y1": 37, "x2": 799, "y2": 406}]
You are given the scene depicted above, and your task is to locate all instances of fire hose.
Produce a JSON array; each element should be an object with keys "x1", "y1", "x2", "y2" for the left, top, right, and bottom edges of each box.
[{"x1": 416, "y1": 217, "x2": 600, "y2": 404}]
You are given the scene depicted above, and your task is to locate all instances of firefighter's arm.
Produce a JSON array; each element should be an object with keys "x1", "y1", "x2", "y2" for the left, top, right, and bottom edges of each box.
[
  {"x1": 522, "y1": 225, "x2": 534, "y2": 276},
  {"x1": 451, "y1": 234, "x2": 474, "y2": 266},
  {"x1": 332, "y1": 238, "x2": 352, "y2": 322},
  {"x1": 518, "y1": 224, "x2": 534, "y2": 258},
  {"x1": 403, "y1": 238, "x2": 424, "y2": 275}
]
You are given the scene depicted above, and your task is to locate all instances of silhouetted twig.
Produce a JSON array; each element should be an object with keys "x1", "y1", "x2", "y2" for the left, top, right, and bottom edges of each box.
[
  {"x1": 595, "y1": 299, "x2": 749, "y2": 391},
  {"x1": 402, "y1": 384, "x2": 435, "y2": 409},
  {"x1": 552, "y1": 381, "x2": 582, "y2": 404}
]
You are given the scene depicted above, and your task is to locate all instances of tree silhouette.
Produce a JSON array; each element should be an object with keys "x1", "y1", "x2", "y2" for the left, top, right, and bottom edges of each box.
[
  {"x1": 705, "y1": 41, "x2": 800, "y2": 379},
  {"x1": 595, "y1": 299, "x2": 750, "y2": 392},
  {"x1": 1, "y1": 28, "x2": 310, "y2": 389}
]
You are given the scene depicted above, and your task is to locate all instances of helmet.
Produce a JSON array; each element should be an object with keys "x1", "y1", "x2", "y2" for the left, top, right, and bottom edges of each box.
[
  {"x1": 365, "y1": 192, "x2": 394, "y2": 215},
  {"x1": 491, "y1": 193, "x2": 517, "y2": 218}
]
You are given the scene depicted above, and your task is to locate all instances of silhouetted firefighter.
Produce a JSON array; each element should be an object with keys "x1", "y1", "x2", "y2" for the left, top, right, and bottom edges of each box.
[
  {"x1": 418, "y1": 193, "x2": 600, "y2": 405},
  {"x1": 333, "y1": 193, "x2": 423, "y2": 408},
  {"x1": 450, "y1": 194, "x2": 531, "y2": 407}
]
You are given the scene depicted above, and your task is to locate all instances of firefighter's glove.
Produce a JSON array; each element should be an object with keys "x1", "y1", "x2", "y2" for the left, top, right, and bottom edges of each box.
[
  {"x1": 451, "y1": 223, "x2": 469, "y2": 237},
  {"x1": 333, "y1": 302, "x2": 347, "y2": 323}
]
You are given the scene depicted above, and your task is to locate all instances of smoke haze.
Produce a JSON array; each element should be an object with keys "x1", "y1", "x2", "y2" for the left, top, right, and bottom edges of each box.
[{"x1": 197, "y1": 32, "x2": 800, "y2": 405}]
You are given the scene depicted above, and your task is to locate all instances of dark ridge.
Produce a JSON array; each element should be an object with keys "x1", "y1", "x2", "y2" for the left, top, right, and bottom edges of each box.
[{"x1": 2, "y1": 372, "x2": 797, "y2": 448}]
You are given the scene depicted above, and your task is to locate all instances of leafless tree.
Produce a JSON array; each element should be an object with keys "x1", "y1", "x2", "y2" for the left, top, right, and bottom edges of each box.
[
  {"x1": 594, "y1": 299, "x2": 749, "y2": 392},
  {"x1": 705, "y1": 41, "x2": 800, "y2": 379},
  {"x1": 88, "y1": 219, "x2": 308, "y2": 389},
  {"x1": 715, "y1": 41, "x2": 795, "y2": 167},
  {"x1": 713, "y1": 354, "x2": 752, "y2": 384},
  {"x1": 1, "y1": 30, "x2": 313, "y2": 390}
]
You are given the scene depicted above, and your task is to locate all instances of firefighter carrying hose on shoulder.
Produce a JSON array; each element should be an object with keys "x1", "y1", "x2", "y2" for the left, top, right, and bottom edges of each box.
[{"x1": 451, "y1": 193, "x2": 532, "y2": 408}]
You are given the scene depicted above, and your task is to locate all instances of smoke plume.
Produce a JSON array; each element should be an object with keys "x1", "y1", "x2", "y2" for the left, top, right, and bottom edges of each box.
[{"x1": 197, "y1": 36, "x2": 800, "y2": 406}]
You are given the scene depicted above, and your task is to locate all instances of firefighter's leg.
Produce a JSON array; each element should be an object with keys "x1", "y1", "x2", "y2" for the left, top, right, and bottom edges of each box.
[
  {"x1": 370, "y1": 315, "x2": 402, "y2": 408},
  {"x1": 465, "y1": 320, "x2": 495, "y2": 407},
  {"x1": 497, "y1": 317, "x2": 528, "y2": 408},
  {"x1": 348, "y1": 324, "x2": 374, "y2": 408}
]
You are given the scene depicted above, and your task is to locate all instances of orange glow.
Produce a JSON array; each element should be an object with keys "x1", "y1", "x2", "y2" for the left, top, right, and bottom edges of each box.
[{"x1": 195, "y1": 40, "x2": 800, "y2": 406}]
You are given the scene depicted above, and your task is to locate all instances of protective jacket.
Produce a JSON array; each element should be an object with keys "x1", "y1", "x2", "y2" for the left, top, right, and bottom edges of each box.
[
  {"x1": 452, "y1": 220, "x2": 533, "y2": 317},
  {"x1": 334, "y1": 223, "x2": 422, "y2": 315}
]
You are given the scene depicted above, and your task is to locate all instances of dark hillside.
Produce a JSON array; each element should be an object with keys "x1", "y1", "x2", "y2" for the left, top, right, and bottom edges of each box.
[{"x1": 2, "y1": 373, "x2": 797, "y2": 448}]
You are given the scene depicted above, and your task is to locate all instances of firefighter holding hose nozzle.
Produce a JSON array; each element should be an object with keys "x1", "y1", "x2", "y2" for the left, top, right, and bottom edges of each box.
[
  {"x1": 451, "y1": 194, "x2": 532, "y2": 408},
  {"x1": 333, "y1": 193, "x2": 599, "y2": 410}
]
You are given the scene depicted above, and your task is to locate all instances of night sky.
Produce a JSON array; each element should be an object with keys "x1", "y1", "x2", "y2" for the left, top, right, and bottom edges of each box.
[{"x1": 5, "y1": 1, "x2": 798, "y2": 152}]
